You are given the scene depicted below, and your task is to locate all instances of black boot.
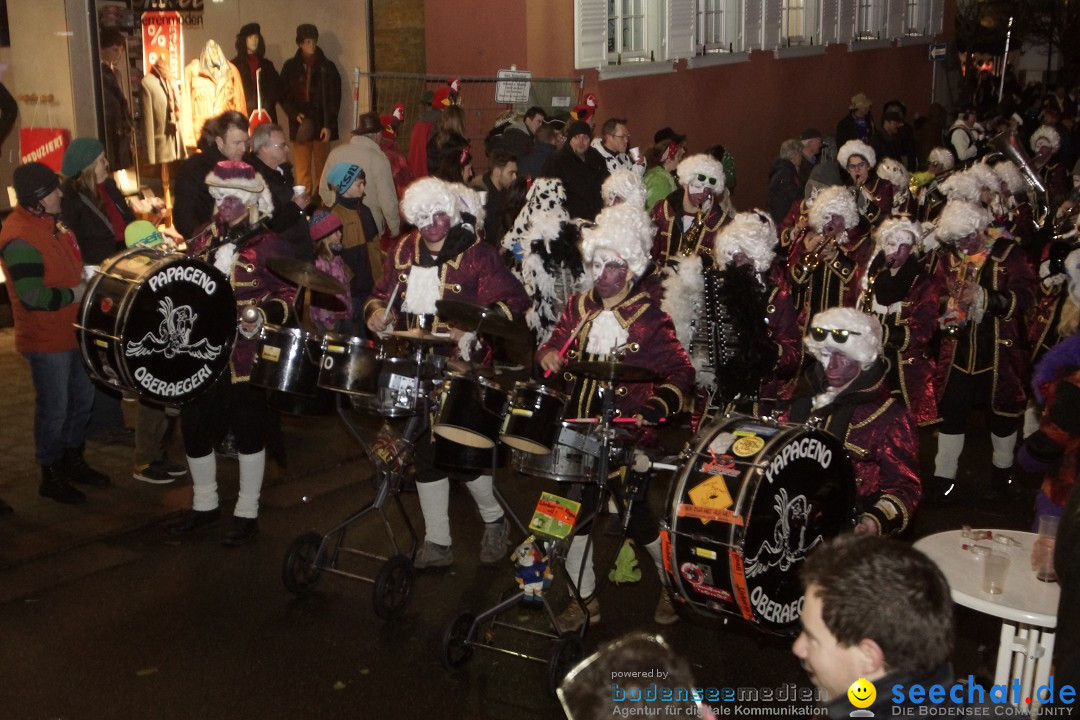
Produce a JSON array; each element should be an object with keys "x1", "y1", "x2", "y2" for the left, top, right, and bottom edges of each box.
[
  {"x1": 0, "y1": 496, "x2": 13, "y2": 516},
  {"x1": 983, "y1": 466, "x2": 1015, "y2": 501},
  {"x1": 923, "y1": 475, "x2": 959, "y2": 504},
  {"x1": 62, "y1": 446, "x2": 110, "y2": 487},
  {"x1": 39, "y1": 463, "x2": 86, "y2": 505},
  {"x1": 222, "y1": 517, "x2": 259, "y2": 547},
  {"x1": 166, "y1": 508, "x2": 221, "y2": 535}
]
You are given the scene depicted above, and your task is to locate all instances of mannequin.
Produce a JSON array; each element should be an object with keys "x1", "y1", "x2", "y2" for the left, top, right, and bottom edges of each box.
[
  {"x1": 141, "y1": 59, "x2": 185, "y2": 165},
  {"x1": 230, "y1": 22, "x2": 282, "y2": 126},
  {"x1": 182, "y1": 39, "x2": 246, "y2": 149}
]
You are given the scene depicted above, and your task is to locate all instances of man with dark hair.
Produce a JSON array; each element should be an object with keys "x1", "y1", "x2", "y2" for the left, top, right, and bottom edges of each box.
[
  {"x1": 247, "y1": 122, "x2": 311, "y2": 257},
  {"x1": 874, "y1": 110, "x2": 918, "y2": 171},
  {"x1": 793, "y1": 534, "x2": 957, "y2": 715},
  {"x1": 519, "y1": 122, "x2": 558, "y2": 179},
  {"x1": 172, "y1": 110, "x2": 249, "y2": 238},
  {"x1": 541, "y1": 120, "x2": 605, "y2": 221},
  {"x1": 279, "y1": 23, "x2": 342, "y2": 191},
  {"x1": 475, "y1": 149, "x2": 518, "y2": 245},
  {"x1": 496, "y1": 105, "x2": 547, "y2": 160},
  {"x1": 586, "y1": 117, "x2": 644, "y2": 179}
]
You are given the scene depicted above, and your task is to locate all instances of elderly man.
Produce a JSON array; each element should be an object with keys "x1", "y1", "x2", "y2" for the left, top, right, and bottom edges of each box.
[
  {"x1": 172, "y1": 110, "x2": 249, "y2": 238},
  {"x1": 585, "y1": 117, "x2": 645, "y2": 180},
  {"x1": 319, "y1": 111, "x2": 400, "y2": 239},
  {"x1": 541, "y1": 120, "x2": 605, "y2": 221},
  {"x1": 793, "y1": 535, "x2": 961, "y2": 715},
  {"x1": 767, "y1": 138, "x2": 804, "y2": 225},
  {"x1": 797, "y1": 128, "x2": 823, "y2": 186},
  {"x1": 246, "y1": 122, "x2": 312, "y2": 257},
  {"x1": 785, "y1": 307, "x2": 921, "y2": 535}
]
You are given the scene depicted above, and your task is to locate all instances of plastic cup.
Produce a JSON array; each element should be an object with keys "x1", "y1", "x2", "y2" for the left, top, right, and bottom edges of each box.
[
  {"x1": 1034, "y1": 515, "x2": 1059, "y2": 583},
  {"x1": 982, "y1": 549, "x2": 1010, "y2": 595},
  {"x1": 293, "y1": 184, "x2": 306, "y2": 196},
  {"x1": 629, "y1": 147, "x2": 641, "y2": 162}
]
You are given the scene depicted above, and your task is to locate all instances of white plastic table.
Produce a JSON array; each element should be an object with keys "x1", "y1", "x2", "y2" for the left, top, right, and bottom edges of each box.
[{"x1": 914, "y1": 530, "x2": 1059, "y2": 713}]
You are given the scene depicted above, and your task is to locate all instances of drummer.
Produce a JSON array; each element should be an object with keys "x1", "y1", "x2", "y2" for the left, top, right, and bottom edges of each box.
[
  {"x1": 537, "y1": 206, "x2": 695, "y2": 631},
  {"x1": 168, "y1": 160, "x2": 297, "y2": 547},
  {"x1": 784, "y1": 307, "x2": 921, "y2": 536},
  {"x1": 364, "y1": 176, "x2": 530, "y2": 570}
]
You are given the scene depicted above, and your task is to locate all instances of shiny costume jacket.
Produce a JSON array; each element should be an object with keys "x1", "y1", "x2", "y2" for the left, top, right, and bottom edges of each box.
[
  {"x1": 187, "y1": 225, "x2": 296, "y2": 382},
  {"x1": 853, "y1": 176, "x2": 894, "y2": 227},
  {"x1": 934, "y1": 236, "x2": 1036, "y2": 416},
  {"x1": 786, "y1": 362, "x2": 921, "y2": 535},
  {"x1": 788, "y1": 222, "x2": 875, "y2": 331},
  {"x1": 649, "y1": 190, "x2": 731, "y2": 268},
  {"x1": 363, "y1": 228, "x2": 529, "y2": 362},
  {"x1": 539, "y1": 289, "x2": 695, "y2": 433},
  {"x1": 861, "y1": 254, "x2": 947, "y2": 425}
]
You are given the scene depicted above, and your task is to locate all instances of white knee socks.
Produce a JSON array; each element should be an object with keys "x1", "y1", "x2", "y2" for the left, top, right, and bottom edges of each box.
[
  {"x1": 187, "y1": 453, "x2": 218, "y2": 512},
  {"x1": 235, "y1": 450, "x2": 265, "y2": 519},
  {"x1": 417, "y1": 478, "x2": 452, "y2": 546},
  {"x1": 991, "y1": 432, "x2": 1017, "y2": 470},
  {"x1": 934, "y1": 433, "x2": 965, "y2": 480},
  {"x1": 464, "y1": 474, "x2": 503, "y2": 523},
  {"x1": 1023, "y1": 403, "x2": 1040, "y2": 439},
  {"x1": 566, "y1": 534, "x2": 597, "y2": 599}
]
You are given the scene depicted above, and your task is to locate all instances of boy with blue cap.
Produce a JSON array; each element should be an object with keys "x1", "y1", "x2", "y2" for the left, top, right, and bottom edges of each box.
[{"x1": 326, "y1": 162, "x2": 379, "y2": 333}]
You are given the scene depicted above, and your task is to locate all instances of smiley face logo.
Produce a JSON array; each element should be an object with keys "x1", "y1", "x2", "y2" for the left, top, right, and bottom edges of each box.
[{"x1": 847, "y1": 678, "x2": 876, "y2": 708}]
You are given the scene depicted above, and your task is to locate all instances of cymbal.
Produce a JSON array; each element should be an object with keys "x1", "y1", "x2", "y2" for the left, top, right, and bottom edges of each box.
[
  {"x1": 268, "y1": 257, "x2": 346, "y2": 295},
  {"x1": 435, "y1": 299, "x2": 530, "y2": 341},
  {"x1": 565, "y1": 360, "x2": 659, "y2": 384},
  {"x1": 391, "y1": 327, "x2": 456, "y2": 346}
]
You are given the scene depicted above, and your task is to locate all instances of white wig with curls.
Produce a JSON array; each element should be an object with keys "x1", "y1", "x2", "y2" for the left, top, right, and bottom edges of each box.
[
  {"x1": 400, "y1": 177, "x2": 460, "y2": 227},
  {"x1": 676, "y1": 153, "x2": 726, "y2": 191},
  {"x1": 582, "y1": 204, "x2": 652, "y2": 280},
  {"x1": 808, "y1": 185, "x2": 860, "y2": 232},
  {"x1": 447, "y1": 183, "x2": 485, "y2": 229},
  {"x1": 1030, "y1": 125, "x2": 1061, "y2": 154},
  {"x1": 838, "y1": 140, "x2": 877, "y2": 170},
  {"x1": 804, "y1": 307, "x2": 883, "y2": 368},
  {"x1": 991, "y1": 161, "x2": 1026, "y2": 196},
  {"x1": 938, "y1": 170, "x2": 982, "y2": 203},
  {"x1": 715, "y1": 210, "x2": 778, "y2": 274},
  {"x1": 935, "y1": 200, "x2": 991, "y2": 243},
  {"x1": 602, "y1": 169, "x2": 648, "y2": 209},
  {"x1": 966, "y1": 163, "x2": 1000, "y2": 195},
  {"x1": 876, "y1": 158, "x2": 909, "y2": 193},
  {"x1": 928, "y1": 147, "x2": 956, "y2": 171},
  {"x1": 873, "y1": 217, "x2": 921, "y2": 256}
]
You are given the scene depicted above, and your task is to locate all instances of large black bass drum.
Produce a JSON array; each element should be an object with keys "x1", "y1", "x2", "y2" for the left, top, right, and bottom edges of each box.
[
  {"x1": 661, "y1": 415, "x2": 856, "y2": 636},
  {"x1": 76, "y1": 247, "x2": 236, "y2": 405}
]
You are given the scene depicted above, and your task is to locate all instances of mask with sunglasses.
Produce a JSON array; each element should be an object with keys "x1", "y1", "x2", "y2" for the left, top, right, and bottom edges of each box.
[
  {"x1": 808, "y1": 327, "x2": 863, "y2": 343},
  {"x1": 686, "y1": 173, "x2": 719, "y2": 209}
]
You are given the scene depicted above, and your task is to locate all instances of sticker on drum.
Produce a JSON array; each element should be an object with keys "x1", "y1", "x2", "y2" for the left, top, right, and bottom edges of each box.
[{"x1": 731, "y1": 435, "x2": 765, "y2": 457}]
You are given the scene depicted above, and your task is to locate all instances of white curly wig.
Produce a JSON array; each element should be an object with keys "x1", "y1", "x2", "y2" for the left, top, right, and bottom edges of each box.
[
  {"x1": 966, "y1": 162, "x2": 1000, "y2": 195},
  {"x1": 804, "y1": 307, "x2": 883, "y2": 368},
  {"x1": 714, "y1": 210, "x2": 777, "y2": 274},
  {"x1": 602, "y1": 169, "x2": 648, "y2": 209},
  {"x1": 582, "y1": 204, "x2": 652, "y2": 279},
  {"x1": 876, "y1": 158, "x2": 909, "y2": 196},
  {"x1": 447, "y1": 183, "x2": 485, "y2": 229},
  {"x1": 928, "y1": 147, "x2": 956, "y2": 171},
  {"x1": 935, "y1": 200, "x2": 991, "y2": 243},
  {"x1": 400, "y1": 177, "x2": 460, "y2": 227},
  {"x1": 991, "y1": 160, "x2": 1026, "y2": 196},
  {"x1": 874, "y1": 217, "x2": 921, "y2": 256},
  {"x1": 838, "y1": 140, "x2": 877, "y2": 170},
  {"x1": 808, "y1": 185, "x2": 860, "y2": 233},
  {"x1": 938, "y1": 170, "x2": 982, "y2": 203},
  {"x1": 1030, "y1": 125, "x2": 1061, "y2": 154},
  {"x1": 676, "y1": 153, "x2": 726, "y2": 191}
]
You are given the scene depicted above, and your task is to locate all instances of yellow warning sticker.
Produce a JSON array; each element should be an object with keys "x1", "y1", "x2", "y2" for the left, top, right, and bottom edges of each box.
[
  {"x1": 687, "y1": 476, "x2": 733, "y2": 526},
  {"x1": 261, "y1": 345, "x2": 281, "y2": 362}
]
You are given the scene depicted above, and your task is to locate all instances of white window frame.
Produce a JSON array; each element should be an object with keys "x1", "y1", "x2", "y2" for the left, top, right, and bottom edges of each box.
[
  {"x1": 608, "y1": 0, "x2": 652, "y2": 62},
  {"x1": 696, "y1": 0, "x2": 743, "y2": 54},
  {"x1": 576, "y1": 0, "x2": 697, "y2": 73},
  {"x1": 780, "y1": 0, "x2": 822, "y2": 46}
]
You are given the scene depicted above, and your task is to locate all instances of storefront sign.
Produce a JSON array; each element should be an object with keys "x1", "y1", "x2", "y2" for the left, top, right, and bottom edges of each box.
[
  {"x1": 141, "y1": 11, "x2": 183, "y2": 77},
  {"x1": 135, "y1": 0, "x2": 203, "y2": 10}
]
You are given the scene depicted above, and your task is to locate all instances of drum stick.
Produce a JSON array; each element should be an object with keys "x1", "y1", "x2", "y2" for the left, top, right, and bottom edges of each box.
[
  {"x1": 563, "y1": 417, "x2": 666, "y2": 425},
  {"x1": 543, "y1": 316, "x2": 587, "y2": 379},
  {"x1": 382, "y1": 282, "x2": 400, "y2": 324}
]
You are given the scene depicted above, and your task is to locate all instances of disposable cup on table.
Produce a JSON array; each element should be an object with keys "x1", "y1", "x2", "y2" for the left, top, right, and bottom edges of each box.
[
  {"x1": 982, "y1": 549, "x2": 1010, "y2": 595},
  {"x1": 1033, "y1": 515, "x2": 1059, "y2": 583}
]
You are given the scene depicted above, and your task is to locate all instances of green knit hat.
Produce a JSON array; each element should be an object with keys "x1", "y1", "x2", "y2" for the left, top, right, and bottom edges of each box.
[
  {"x1": 61, "y1": 137, "x2": 105, "y2": 178},
  {"x1": 124, "y1": 220, "x2": 164, "y2": 248}
]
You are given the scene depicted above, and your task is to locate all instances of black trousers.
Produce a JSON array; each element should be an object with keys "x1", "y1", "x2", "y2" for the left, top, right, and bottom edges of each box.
[
  {"x1": 938, "y1": 370, "x2": 1019, "y2": 437},
  {"x1": 180, "y1": 373, "x2": 266, "y2": 457}
]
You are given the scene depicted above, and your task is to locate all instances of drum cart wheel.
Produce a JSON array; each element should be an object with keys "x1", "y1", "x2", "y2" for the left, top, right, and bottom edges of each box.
[
  {"x1": 282, "y1": 532, "x2": 325, "y2": 595},
  {"x1": 547, "y1": 634, "x2": 584, "y2": 696},
  {"x1": 440, "y1": 612, "x2": 477, "y2": 670},
  {"x1": 372, "y1": 555, "x2": 415, "y2": 620}
]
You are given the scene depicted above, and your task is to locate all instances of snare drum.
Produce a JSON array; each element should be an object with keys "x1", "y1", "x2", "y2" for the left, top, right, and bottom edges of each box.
[
  {"x1": 512, "y1": 423, "x2": 603, "y2": 482},
  {"x1": 500, "y1": 382, "x2": 567, "y2": 455},
  {"x1": 373, "y1": 356, "x2": 431, "y2": 417},
  {"x1": 662, "y1": 415, "x2": 856, "y2": 636},
  {"x1": 250, "y1": 325, "x2": 323, "y2": 396},
  {"x1": 76, "y1": 247, "x2": 235, "y2": 405},
  {"x1": 433, "y1": 373, "x2": 508, "y2": 449},
  {"x1": 317, "y1": 334, "x2": 382, "y2": 396}
]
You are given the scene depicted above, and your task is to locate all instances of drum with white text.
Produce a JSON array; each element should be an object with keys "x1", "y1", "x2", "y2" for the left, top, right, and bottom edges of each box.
[
  {"x1": 77, "y1": 247, "x2": 236, "y2": 405},
  {"x1": 661, "y1": 414, "x2": 856, "y2": 635}
]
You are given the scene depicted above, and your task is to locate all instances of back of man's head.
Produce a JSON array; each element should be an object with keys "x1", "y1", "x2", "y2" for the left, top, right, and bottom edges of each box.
[
  {"x1": 534, "y1": 124, "x2": 557, "y2": 144},
  {"x1": 199, "y1": 111, "x2": 248, "y2": 150},
  {"x1": 489, "y1": 149, "x2": 516, "y2": 172},
  {"x1": 801, "y1": 534, "x2": 954, "y2": 677},
  {"x1": 525, "y1": 106, "x2": 547, "y2": 122}
]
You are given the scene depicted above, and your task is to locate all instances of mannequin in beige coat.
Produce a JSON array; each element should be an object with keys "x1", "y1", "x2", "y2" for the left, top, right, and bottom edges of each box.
[{"x1": 182, "y1": 40, "x2": 246, "y2": 149}]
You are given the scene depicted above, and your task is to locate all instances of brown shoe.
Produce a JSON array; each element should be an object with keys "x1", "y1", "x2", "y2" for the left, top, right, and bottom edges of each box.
[
  {"x1": 556, "y1": 596, "x2": 600, "y2": 633},
  {"x1": 654, "y1": 587, "x2": 679, "y2": 625}
]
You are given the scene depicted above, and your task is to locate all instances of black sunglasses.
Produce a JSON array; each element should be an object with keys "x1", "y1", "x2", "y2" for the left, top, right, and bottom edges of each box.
[
  {"x1": 696, "y1": 174, "x2": 718, "y2": 186},
  {"x1": 809, "y1": 327, "x2": 862, "y2": 343}
]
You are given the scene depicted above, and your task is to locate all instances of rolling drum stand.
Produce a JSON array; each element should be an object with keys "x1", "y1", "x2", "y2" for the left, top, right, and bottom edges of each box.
[
  {"x1": 280, "y1": 342, "x2": 434, "y2": 620},
  {"x1": 440, "y1": 380, "x2": 637, "y2": 695}
]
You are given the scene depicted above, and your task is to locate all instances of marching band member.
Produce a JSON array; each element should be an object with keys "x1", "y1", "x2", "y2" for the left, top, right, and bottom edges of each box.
[
  {"x1": 926, "y1": 200, "x2": 1036, "y2": 503},
  {"x1": 875, "y1": 157, "x2": 917, "y2": 218},
  {"x1": 991, "y1": 160, "x2": 1038, "y2": 254},
  {"x1": 537, "y1": 207, "x2": 694, "y2": 630},
  {"x1": 838, "y1": 140, "x2": 893, "y2": 227},
  {"x1": 912, "y1": 147, "x2": 956, "y2": 223},
  {"x1": 786, "y1": 307, "x2": 921, "y2": 536},
  {"x1": 365, "y1": 177, "x2": 530, "y2": 569},
  {"x1": 649, "y1": 153, "x2": 730, "y2": 270},
  {"x1": 169, "y1": 160, "x2": 294, "y2": 546},
  {"x1": 1031, "y1": 125, "x2": 1070, "y2": 212},
  {"x1": 857, "y1": 218, "x2": 945, "y2": 425}
]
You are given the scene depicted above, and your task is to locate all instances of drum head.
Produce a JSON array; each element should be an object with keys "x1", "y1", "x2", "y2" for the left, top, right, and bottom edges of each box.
[{"x1": 667, "y1": 416, "x2": 856, "y2": 635}]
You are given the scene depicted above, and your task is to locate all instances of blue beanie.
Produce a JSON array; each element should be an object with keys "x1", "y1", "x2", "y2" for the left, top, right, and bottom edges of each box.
[{"x1": 326, "y1": 163, "x2": 364, "y2": 195}]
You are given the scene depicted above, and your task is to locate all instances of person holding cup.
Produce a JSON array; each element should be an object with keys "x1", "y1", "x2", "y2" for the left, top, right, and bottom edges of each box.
[
  {"x1": 247, "y1": 122, "x2": 312, "y2": 260},
  {"x1": 585, "y1": 118, "x2": 645, "y2": 181}
]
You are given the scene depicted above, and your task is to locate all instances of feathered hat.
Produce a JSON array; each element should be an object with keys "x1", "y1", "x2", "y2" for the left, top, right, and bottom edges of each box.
[
  {"x1": 991, "y1": 160, "x2": 1026, "y2": 196},
  {"x1": 570, "y1": 93, "x2": 598, "y2": 123},
  {"x1": 838, "y1": 140, "x2": 877, "y2": 170},
  {"x1": 602, "y1": 169, "x2": 648, "y2": 209},
  {"x1": 582, "y1": 203, "x2": 652, "y2": 279},
  {"x1": 804, "y1": 306, "x2": 883, "y2": 368},
  {"x1": 876, "y1": 158, "x2": 909, "y2": 196},
  {"x1": 714, "y1": 210, "x2": 777, "y2": 274},
  {"x1": 808, "y1": 185, "x2": 859, "y2": 233},
  {"x1": 935, "y1": 200, "x2": 991, "y2": 243},
  {"x1": 380, "y1": 101, "x2": 406, "y2": 138},
  {"x1": 928, "y1": 147, "x2": 956, "y2": 171},
  {"x1": 1030, "y1": 125, "x2": 1061, "y2": 154},
  {"x1": 400, "y1": 177, "x2": 460, "y2": 227},
  {"x1": 205, "y1": 160, "x2": 273, "y2": 216},
  {"x1": 432, "y1": 79, "x2": 460, "y2": 110},
  {"x1": 676, "y1": 153, "x2": 725, "y2": 191}
]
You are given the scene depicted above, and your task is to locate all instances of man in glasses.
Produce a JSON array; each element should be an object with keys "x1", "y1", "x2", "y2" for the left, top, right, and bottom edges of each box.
[
  {"x1": 788, "y1": 185, "x2": 873, "y2": 331},
  {"x1": 247, "y1": 122, "x2": 312, "y2": 258},
  {"x1": 584, "y1": 117, "x2": 645, "y2": 179},
  {"x1": 785, "y1": 307, "x2": 921, "y2": 536},
  {"x1": 838, "y1": 140, "x2": 894, "y2": 227}
]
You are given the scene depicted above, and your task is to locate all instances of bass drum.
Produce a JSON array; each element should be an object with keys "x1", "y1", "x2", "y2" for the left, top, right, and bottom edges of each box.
[
  {"x1": 76, "y1": 247, "x2": 235, "y2": 405},
  {"x1": 662, "y1": 415, "x2": 856, "y2": 636}
]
